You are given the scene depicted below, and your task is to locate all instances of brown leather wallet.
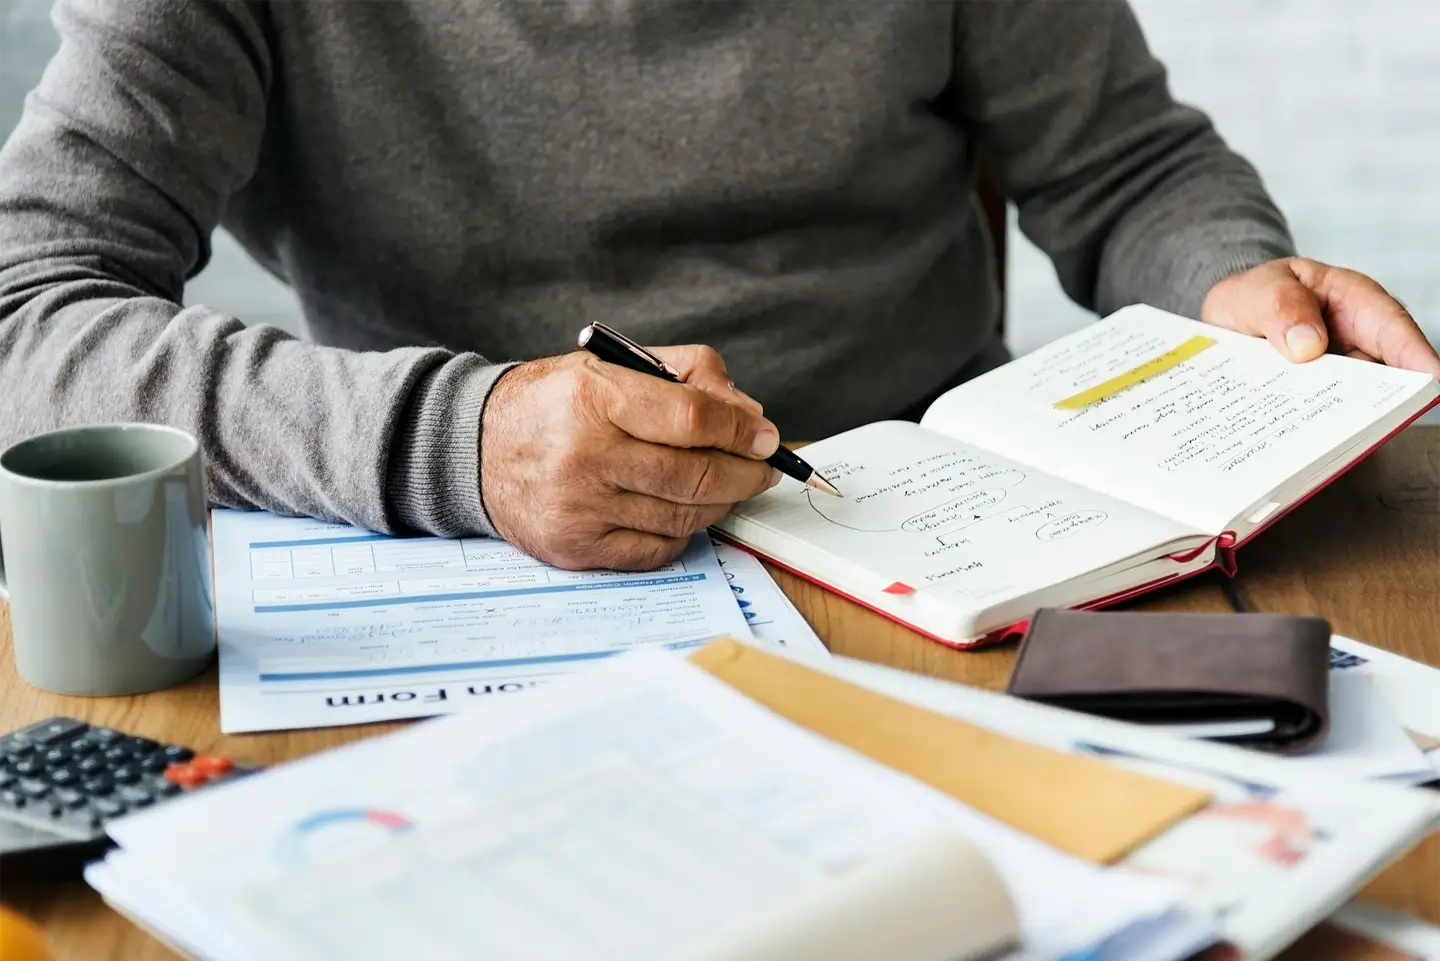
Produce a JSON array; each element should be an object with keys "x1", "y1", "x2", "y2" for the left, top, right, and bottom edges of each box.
[{"x1": 1006, "y1": 609, "x2": 1332, "y2": 754}]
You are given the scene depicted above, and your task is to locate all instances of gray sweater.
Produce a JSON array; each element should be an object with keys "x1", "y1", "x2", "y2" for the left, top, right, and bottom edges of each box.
[{"x1": 0, "y1": 0, "x2": 1293, "y2": 539}]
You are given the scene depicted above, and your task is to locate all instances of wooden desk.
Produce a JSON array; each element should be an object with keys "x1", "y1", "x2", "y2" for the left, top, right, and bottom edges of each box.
[{"x1": 3, "y1": 425, "x2": 1436, "y2": 961}]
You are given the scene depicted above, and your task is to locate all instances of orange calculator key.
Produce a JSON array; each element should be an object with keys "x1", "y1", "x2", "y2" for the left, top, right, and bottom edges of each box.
[
  {"x1": 190, "y1": 755, "x2": 234, "y2": 776},
  {"x1": 162, "y1": 763, "x2": 207, "y2": 788}
]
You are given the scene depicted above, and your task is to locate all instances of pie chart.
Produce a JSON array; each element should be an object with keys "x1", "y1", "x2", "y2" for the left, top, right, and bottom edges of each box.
[{"x1": 278, "y1": 807, "x2": 415, "y2": 865}]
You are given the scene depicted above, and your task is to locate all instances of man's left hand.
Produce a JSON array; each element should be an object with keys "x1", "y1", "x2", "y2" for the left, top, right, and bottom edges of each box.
[{"x1": 1201, "y1": 257, "x2": 1440, "y2": 378}]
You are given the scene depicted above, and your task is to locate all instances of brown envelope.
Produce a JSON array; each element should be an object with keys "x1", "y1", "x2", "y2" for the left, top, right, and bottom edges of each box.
[
  {"x1": 1007, "y1": 610, "x2": 1332, "y2": 754},
  {"x1": 690, "y1": 637, "x2": 1210, "y2": 864}
]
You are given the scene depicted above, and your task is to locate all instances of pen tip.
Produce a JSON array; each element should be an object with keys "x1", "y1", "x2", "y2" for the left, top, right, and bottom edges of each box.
[{"x1": 808, "y1": 474, "x2": 842, "y2": 498}]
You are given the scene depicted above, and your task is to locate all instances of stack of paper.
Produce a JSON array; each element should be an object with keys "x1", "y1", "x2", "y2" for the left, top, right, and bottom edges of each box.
[
  {"x1": 211, "y1": 510, "x2": 826, "y2": 733},
  {"x1": 87, "y1": 639, "x2": 1440, "y2": 961},
  {"x1": 89, "y1": 645, "x2": 1224, "y2": 961},
  {"x1": 1329, "y1": 635, "x2": 1440, "y2": 781},
  {"x1": 809, "y1": 650, "x2": 1440, "y2": 960},
  {"x1": 1149, "y1": 643, "x2": 1437, "y2": 784}
]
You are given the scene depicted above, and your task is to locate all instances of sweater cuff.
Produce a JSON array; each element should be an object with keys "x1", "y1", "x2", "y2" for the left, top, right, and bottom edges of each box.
[
  {"x1": 1139, "y1": 220, "x2": 1297, "y2": 320},
  {"x1": 385, "y1": 359, "x2": 518, "y2": 538}
]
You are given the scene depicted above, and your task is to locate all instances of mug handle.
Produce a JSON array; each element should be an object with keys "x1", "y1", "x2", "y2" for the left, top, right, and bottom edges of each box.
[{"x1": 0, "y1": 526, "x2": 7, "y2": 599}]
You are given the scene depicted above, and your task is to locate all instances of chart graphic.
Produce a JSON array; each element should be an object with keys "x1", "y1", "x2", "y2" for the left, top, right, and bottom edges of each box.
[{"x1": 279, "y1": 807, "x2": 415, "y2": 866}]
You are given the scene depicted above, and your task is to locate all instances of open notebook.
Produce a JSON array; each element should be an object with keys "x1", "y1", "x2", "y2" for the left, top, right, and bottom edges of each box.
[{"x1": 715, "y1": 305, "x2": 1439, "y2": 647}]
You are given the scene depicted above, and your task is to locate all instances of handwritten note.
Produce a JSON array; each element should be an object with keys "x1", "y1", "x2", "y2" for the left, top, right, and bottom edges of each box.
[
  {"x1": 922, "y1": 307, "x2": 1436, "y2": 533},
  {"x1": 1053, "y1": 335, "x2": 1216, "y2": 410},
  {"x1": 733, "y1": 422, "x2": 1198, "y2": 603}
]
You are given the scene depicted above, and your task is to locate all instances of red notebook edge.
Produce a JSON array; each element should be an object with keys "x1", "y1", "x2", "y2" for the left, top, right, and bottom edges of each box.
[
  {"x1": 713, "y1": 389, "x2": 1437, "y2": 653},
  {"x1": 710, "y1": 529, "x2": 1221, "y2": 652},
  {"x1": 1228, "y1": 391, "x2": 1439, "y2": 553}
]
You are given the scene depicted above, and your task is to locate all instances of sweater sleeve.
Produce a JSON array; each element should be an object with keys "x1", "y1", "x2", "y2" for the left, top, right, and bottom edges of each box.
[
  {"x1": 948, "y1": 0, "x2": 1297, "y2": 319},
  {"x1": 0, "y1": 0, "x2": 507, "y2": 537}
]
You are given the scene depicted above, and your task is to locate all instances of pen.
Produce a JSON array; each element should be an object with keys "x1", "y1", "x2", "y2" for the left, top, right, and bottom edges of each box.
[{"x1": 576, "y1": 322, "x2": 842, "y2": 497}]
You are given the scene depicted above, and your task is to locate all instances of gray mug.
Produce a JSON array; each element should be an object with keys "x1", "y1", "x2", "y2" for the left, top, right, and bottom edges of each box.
[{"x1": 0, "y1": 423, "x2": 215, "y2": 695}]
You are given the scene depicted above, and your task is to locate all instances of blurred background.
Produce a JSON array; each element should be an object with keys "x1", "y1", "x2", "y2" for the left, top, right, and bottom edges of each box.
[{"x1": 3, "y1": 0, "x2": 1437, "y2": 420}]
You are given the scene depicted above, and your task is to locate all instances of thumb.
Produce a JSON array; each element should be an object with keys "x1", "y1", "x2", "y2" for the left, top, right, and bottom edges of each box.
[{"x1": 1203, "y1": 262, "x2": 1329, "y2": 363}]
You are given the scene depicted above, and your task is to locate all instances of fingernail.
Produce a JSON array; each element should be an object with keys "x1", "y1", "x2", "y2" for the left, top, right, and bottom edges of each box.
[
  {"x1": 752, "y1": 426, "x2": 779, "y2": 457},
  {"x1": 769, "y1": 468, "x2": 783, "y2": 488},
  {"x1": 1285, "y1": 325, "x2": 1322, "y2": 358}
]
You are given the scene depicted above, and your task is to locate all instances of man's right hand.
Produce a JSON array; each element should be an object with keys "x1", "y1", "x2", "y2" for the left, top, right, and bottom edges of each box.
[{"x1": 479, "y1": 345, "x2": 782, "y2": 571}]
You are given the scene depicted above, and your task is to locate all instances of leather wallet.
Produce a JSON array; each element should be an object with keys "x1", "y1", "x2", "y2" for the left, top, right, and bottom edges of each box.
[{"x1": 1006, "y1": 609, "x2": 1332, "y2": 754}]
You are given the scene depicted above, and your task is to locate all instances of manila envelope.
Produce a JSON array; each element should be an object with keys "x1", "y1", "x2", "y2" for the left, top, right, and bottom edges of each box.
[{"x1": 691, "y1": 637, "x2": 1210, "y2": 864}]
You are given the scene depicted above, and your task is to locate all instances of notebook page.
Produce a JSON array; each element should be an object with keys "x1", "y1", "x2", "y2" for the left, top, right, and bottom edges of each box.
[
  {"x1": 720, "y1": 422, "x2": 1202, "y2": 613},
  {"x1": 921, "y1": 306, "x2": 1437, "y2": 533}
]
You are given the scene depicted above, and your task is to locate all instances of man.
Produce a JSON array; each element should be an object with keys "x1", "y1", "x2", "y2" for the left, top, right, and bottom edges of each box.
[{"x1": 1, "y1": 0, "x2": 1436, "y2": 572}]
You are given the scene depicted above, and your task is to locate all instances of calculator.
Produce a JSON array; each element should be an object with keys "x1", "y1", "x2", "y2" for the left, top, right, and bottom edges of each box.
[{"x1": 0, "y1": 717, "x2": 257, "y2": 869}]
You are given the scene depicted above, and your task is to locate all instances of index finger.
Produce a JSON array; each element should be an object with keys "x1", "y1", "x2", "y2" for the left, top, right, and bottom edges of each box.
[
  {"x1": 599, "y1": 366, "x2": 780, "y2": 460},
  {"x1": 651, "y1": 344, "x2": 764, "y2": 415}
]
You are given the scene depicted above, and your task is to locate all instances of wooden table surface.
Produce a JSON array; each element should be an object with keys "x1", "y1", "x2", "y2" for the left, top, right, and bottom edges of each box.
[{"x1": 2, "y1": 425, "x2": 1436, "y2": 961}]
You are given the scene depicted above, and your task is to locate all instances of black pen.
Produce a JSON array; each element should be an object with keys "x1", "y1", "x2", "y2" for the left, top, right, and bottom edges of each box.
[{"x1": 577, "y1": 322, "x2": 842, "y2": 497}]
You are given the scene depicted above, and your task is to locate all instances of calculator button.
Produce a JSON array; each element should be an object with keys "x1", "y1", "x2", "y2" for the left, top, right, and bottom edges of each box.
[
  {"x1": 141, "y1": 755, "x2": 169, "y2": 774},
  {"x1": 111, "y1": 765, "x2": 141, "y2": 785},
  {"x1": 120, "y1": 736, "x2": 160, "y2": 755},
  {"x1": 0, "y1": 790, "x2": 24, "y2": 808},
  {"x1": 0, "y1": 772, "x2": 14, "y2": 790},
  {"x1": 76, "y1": 755, "x2": 105, "y2": 775},
  {"x1": 12, "y1": 758, "x2": 42, "y2": 777},
  {"x1": 82, "y1": 776, "x2": 114, "y2": 795},
  {"x1": 92, "y1": 797, "x2": 127, "y2": 819},
  {"x1": 42, "y1": 746, "x2": 71, "y2": 766},
  {"x1": 163, "y1": 764, "x2": 207, "y2": 789},
  {"x1": 17, "y1": 718, "x2": 87, "y2": 745},
  {"x1": 191, "y1": 755, "x2": 234, "y2": 776},
  {"x1": 60, "y1": 808, "x2": 102, "y2": 831},
  {"x1": 49, "y1": 767, "x2": 78, "y2": 787},
  {"x1": 3, "y1": 742, "x2": 35, "y2": 760},
  {"x1": 87, "y1": 727, "x2": 122, "y2": 743},
  {"x1": 66, "y1": 737, "x2": 98, "y2": 755},
  {"x1": 149, "y1": 779, "x2": 181, "y2": 798},
  {"x1": 18, "y1": 778, "x2": 51, "y2": 799},
  {"x1": 161, "y1": 746, "x2": 194, "y2": 763},
  {"x1": 102, "y1": 745, "x2": 131, "y2": 763},
  {"x1": 119, "y1": 785, "x2": 154, "y2": 805},
  {"x1": 54, "y1": 787, "x2": 87, "y2": 808}
]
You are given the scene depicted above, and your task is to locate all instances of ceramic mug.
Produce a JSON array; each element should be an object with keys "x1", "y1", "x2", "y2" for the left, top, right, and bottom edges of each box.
[{"x1": 0, "y1": 423, "x2": 215, "y2": 695}]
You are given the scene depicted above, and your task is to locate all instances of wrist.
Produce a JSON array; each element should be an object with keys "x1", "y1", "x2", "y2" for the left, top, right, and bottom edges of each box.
[{"x1": 386, "y1": 358, "x2": 517, "y2": 538}]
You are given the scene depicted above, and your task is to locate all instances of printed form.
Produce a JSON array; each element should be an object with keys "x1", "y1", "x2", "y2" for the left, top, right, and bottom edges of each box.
[
  {"x1": 212, "y1": 509, "x2": 752, "y2": 733},
  {"x1": 709, "y1": 536, "x2": 828, "y2": 657}
]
